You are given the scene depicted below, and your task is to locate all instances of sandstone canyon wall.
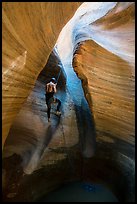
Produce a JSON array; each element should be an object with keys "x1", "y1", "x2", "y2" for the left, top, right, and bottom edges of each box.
[
  {"x1": 2, "y1": 2, "x2": 81, "y2": 148},
  {"x1": 2, "y1": 2, "x2": 135, "y2": 202}
]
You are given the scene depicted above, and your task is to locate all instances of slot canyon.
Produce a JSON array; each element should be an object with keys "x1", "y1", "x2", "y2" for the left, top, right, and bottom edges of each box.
[{"x1": 2, "y1": 2, "x2": 135, "y2": 202}]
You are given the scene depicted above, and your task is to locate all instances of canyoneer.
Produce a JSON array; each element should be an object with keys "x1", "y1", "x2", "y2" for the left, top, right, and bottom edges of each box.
[{"x1": 45, "y1": 77, "x2": 61, "y2": 122}]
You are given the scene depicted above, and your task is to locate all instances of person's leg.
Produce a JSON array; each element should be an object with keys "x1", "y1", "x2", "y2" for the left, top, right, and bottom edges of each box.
[
  {"x1": 47, "y1": 106, "x2": 51, "y2": 120},
  {"x1": 54, "y1": 98, "x2": 61, "y2": 113},
  {"x1": 47, "y1": 97, "x2": 54, "y2": 121}
]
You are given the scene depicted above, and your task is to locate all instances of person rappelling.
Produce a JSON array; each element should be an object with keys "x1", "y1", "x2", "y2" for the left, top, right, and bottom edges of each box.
[{"x1": 45, "y1": 77, "x2": 61, "y2": 122}]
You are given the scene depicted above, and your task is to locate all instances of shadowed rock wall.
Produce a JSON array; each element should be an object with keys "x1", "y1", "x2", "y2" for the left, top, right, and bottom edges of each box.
[{"x1": 3, "y1": 48, "x2": 96, "y2": 202}]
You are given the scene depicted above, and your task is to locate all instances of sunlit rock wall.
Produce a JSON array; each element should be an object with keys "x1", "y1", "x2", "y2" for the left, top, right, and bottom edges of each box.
[
  {"x1": 72, "y1": 2, "x2": 135, "y2": 145},
  {"x1": 2, "y1": 2, "x2": 135, "y2": 202},
  {"x1": 71, "y1": 3, "x2": 135, "y2": 201},
  {"x1": 2, "y1": 2, "x2": 81, "y2": 148},
  {"x1": 57, "y1": 2, "x2": 134, "y2": 66},
  {"x1": 56, "y1": 2, "x2": 135, "y2": 145}
]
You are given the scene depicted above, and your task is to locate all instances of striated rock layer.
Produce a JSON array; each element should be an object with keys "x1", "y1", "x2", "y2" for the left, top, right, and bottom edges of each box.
[
  {"x1": 71, "y1": 3, "x2": 135, "y2": 202},
  {"x1": 72, "y1": 1, "x2": 135, "y2": 149},
  {"x1": 2, "y1": 2, "x2": 81, "y2": 148},
  {"x1": 2, "y1": 2, "x2": 135, "y2": 202},
  {"x1": 73, "y1": 40, "x2": 135, "y2": 145},
  {"x1": 3, "y1": 47, "x2": 96, "y2": 202}
]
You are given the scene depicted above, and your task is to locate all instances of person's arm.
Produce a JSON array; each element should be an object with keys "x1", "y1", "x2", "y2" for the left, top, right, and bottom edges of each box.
[{"x1": 53, "y1": 84, "x2": 57, "y2": 93}]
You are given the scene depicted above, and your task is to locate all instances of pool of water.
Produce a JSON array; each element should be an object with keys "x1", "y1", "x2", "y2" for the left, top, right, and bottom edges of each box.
[{"x1": 38, "y1": 181, "x2": 118, "y2": 202}]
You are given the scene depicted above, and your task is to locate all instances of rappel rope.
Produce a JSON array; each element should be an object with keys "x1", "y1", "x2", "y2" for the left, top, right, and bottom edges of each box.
[{"x1": 56, "y1": 68, "x2": 62, "y2": 84}]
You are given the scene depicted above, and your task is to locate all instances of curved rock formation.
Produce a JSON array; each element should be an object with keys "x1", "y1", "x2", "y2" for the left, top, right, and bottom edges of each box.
[
  {"x1": 56, "y1": 1, "x2": 135, "y2": 149},
  {"x1": 2, "y1": 2, "x2": 81, "y2": 148},
  {"x1": 73, "y1": 40, "x2": 135, "y2": 144},
  {"x1": 57, "y1": 2, "x2": 134, "y2": 66},
  {"x1": 3, "y1": 47, "x2": 96, "y2": 201},
  {"x1": 72, "y1": 3, "x2": 135, "y2": 202},
  {"x1": 2, "y1": 2, "x2": 135, "y2": 202},
  {"x1": 58, "y1": 2, "x2": 135, "y2": 202},
  {"x1": 72, "y1": 39, "x2": 135, "y2": 202}
]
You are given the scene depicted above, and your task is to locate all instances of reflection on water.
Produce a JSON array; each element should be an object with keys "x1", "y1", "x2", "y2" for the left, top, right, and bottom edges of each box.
[{"x1": 38, "y1": 181, "x2": 118, "y2": 202}]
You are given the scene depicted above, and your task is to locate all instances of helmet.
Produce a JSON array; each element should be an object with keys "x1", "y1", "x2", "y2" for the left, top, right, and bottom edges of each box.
[{"x1": 50, "y1": 77, "x2": 57, "y2": 84}]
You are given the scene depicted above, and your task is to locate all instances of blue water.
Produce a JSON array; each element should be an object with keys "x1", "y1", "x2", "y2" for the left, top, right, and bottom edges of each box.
[{"x1": 39, "y1": 181, "x2": 118, "y2": 202}]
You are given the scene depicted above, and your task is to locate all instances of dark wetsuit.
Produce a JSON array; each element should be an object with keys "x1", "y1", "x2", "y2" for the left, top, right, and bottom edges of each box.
[{"x1": 45, "y1": 83, "x2": 61, "y2": 119}]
